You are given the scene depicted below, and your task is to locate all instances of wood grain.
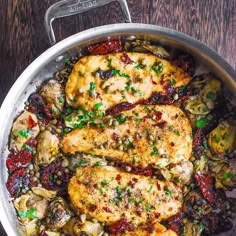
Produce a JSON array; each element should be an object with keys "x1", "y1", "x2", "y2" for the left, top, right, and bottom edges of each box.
[{"x1": 0, "y1": 0, "x2": 236, "y2": 235}]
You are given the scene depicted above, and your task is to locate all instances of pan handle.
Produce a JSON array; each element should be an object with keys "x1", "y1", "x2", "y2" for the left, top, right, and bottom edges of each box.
[{"x1": 44, "y1": 0, "x2": 132, "y2": 45}]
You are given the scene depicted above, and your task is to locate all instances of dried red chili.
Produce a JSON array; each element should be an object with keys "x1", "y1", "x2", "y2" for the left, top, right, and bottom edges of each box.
[{"x1": 87, "y1": 40, "x2": 122, "y2": 55}]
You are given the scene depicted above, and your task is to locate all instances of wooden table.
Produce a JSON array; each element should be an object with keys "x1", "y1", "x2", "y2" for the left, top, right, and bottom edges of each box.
[{"x1": 0, "y1": 0, "x2": 235, "y2": 235}]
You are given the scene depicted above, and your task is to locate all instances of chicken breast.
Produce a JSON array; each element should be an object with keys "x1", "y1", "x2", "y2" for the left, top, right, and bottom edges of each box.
[
  {"x1": 66, "y1": 52, "x2": 191, "y2": 111},
  {"x1": 62, "y1": 105, "x2": 192, "y2": 168},
  {"x1": 68, "y1": 166, "x2": 183, "y2": 226}
]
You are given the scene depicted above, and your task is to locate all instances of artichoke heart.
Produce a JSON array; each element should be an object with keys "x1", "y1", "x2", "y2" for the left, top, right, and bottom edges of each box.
[{"x1": 208, "y1": 122, "x2": 236, "y2": 156}]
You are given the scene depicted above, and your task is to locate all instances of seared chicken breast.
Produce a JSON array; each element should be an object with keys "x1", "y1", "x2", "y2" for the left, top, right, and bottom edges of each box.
[
  {"x1": 68, "y1": 166, "x2": 183, "y2": 226},
  {"x1": 62, "y1": 105, "x2": 192, "y2": 168},
  {"x1": 66, "y1": 52, "x2": 191, "y2": 111}
]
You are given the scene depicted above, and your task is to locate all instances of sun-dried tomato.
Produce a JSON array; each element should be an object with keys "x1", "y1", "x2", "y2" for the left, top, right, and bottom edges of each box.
[
  {"x1": 167, "y1": 213, "x2": 183, "y2": 235},
  {"x1": 40, "y1": 159, "x2": 71, "y2": 195},
  {"x1": 28, "y1": 93, "x2": 54, "y2": 122},
  {"x1": 195, "y1": 171, "x2": 217, "y2": 204},
  {"x1": 120, "y1": 53, "x2": 133, "y2": 64},
  {"x1": 6, "y1": 149, "x2": 33, "y2": 173},
  {"x1": 107, "y1": 218, "x2": 134, "y2": 233},
  {"x1": 172, "y1": 54, "x2": 195, "y2": 76},
  {"x1": 106, "y1": 102, "x2": 135, "y2": 116},
  {"x1": 121, "y1": 163, "x2": 153, "y2": 177},
  {"x1": 202, "y1": 213, "x2": 233, "y2": 235},
  {"x1": 6, "y1": 168, "x2": 36, "y2": 198},
  {"x1": 87, "y1": 40, "x2": 122, "y2": 55},
  {"x1": 27, "y1": 115, "x2": 38, "y2": 129},
  {"x1": 25, "y1": 137, "x2": 37, "y2": 147}
]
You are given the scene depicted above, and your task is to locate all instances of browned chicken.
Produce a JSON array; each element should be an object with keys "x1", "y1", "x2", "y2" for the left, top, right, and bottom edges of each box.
[
  {"x1": 62, "y1": 105, "x2": 192, "y2": 168},
  {"x1": 68, "y1": 166, "x2": 183, "y2": 227},
  {"x1": 66, "y1": 52, "x2": 191, "y2": 111}
]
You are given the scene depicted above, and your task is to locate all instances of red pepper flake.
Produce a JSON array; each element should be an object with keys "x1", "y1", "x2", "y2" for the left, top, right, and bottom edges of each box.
[
  {"x1": 27, "y1": 115, "x2": 37, "y2": 129},
  {"x1": 156, "y1": 182, "x2": 161, "y2": 190},
  {"x1": 112, "y1": 133, "x2": 120, "y2": 141},
  {"x1": 103, "y1": 207, "x2": 113, "y2": 213},
  {"x1": 89, "y1": 204, "x2": 97, "y2": 212},
  {"x1": 116, "y1": 174, "x2": 122, "y2": 181},
  {"x1": 155, "y1": 212, "x2": 160, "y2": 219},
  {"x1": 120, "y1": 53, "x2": 133, "y2": 64},
  {"x1": 170, "y1": 142, "x2": 175, "y2": 147},
  {"x1": 195, "y1": 171, "x2": 216, "y2": 204},
  {"x1": 155, "y1": 121, "x2": 167, "y2": 129},
  {"x1": 87, "y1": 40, "x2": 122, "y2": 55},
  {"x1": 107, "y1": 218, "x2": 134, "y2": 233}
]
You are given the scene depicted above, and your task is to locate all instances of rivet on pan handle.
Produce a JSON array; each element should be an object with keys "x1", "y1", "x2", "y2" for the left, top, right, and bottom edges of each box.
[{"x1": 44, "y1": 0, "x2": 132, "y2": 45}]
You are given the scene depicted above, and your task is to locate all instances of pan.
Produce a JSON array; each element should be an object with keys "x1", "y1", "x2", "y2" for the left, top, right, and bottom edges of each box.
[{"x1": 0, "y1": 0, "x2": 236, "y2": 235}]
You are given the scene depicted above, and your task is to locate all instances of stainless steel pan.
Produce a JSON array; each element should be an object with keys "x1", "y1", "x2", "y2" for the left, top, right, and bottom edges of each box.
[{"x1": 0, "y1": 0, "x2": 236, "y2": 235}]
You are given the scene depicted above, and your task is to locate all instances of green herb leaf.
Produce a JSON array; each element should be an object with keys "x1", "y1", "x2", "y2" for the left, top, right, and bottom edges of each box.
[
  {"x1": 145, "y1": 205, "x2": 152, "y2": 211},
  {"x1": 94, "y1": 102, "x2": 103, "y2": 111},
  {"x1": 151, "y1": 147, "x2": 159, "y2": 156},
  {"x1": 115, "y1": 114, "x2": 127, "y2": 125},
  {"x1": 101, "y1": 180, "x2": 109, "y2": 186},
  {"x1": 88, "y1": 82, "x2": 96, "y2": 95}
]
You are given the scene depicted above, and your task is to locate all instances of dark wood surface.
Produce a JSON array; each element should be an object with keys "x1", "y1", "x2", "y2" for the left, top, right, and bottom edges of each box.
[{"x1": 0, "y1": 0, "x2": 236, "y2": 235}]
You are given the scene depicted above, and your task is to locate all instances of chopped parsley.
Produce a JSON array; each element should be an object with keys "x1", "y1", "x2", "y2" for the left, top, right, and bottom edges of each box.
[
  {"x1": 151, "y1": 60, "x2": 163, "y2": 77},
  {"x1": 124, "y1": 82, "x2": 131, "y2": 90},
  {"x1": 135, "y1": 64, "x2": 142, "y2": 70},
  {"x1": 94, "y1": 102, "x2": 103, "y2": 111},
  {"x1": 116, "y1": 186, "x2": 123, "y2": 197},
  {"x1": 145, "y1": 205, "x2": 152, "y2": 211},
  {"x1": 16, "y1": 129, "x2": 33, "y2": 138},
  {"x1": 151, "y1": 147, "x2": 159, "y2": 156},
  {"x1": 18, "y1": 208, "x2": 39, "y2": 220},
  {"x1": 88, "y1": 82, "x2": 96, "y2": 95},
  {"x1": 115, "y1": 114, "x2": 127, "y2": 124},
  {"x1": 164, "y1": 189, "x2": 173, "y2": 195},
  {"x1": 22, "y1": 144, "x2": 34, "y2": 153},
  {"x1": 129, "y1": 198, "x2": 137, "y2": 203},
  {"x1": 96, "y1": 161, "x2": 102, "y2": 167},
  {"x1": 57, "y1": 97, "x2": 64, "y2": 103},
  {"x1": 101, "y1": 180, "x2": 109, "y2": 186},
  {"x1": 223, "y1": 172, "x2": 233, "y2": 180}
]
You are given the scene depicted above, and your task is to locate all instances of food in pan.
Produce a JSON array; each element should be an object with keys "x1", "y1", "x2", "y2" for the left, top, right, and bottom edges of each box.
[{"x1": 5, "y1": 39, "x2": 236, "y2": 235}]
